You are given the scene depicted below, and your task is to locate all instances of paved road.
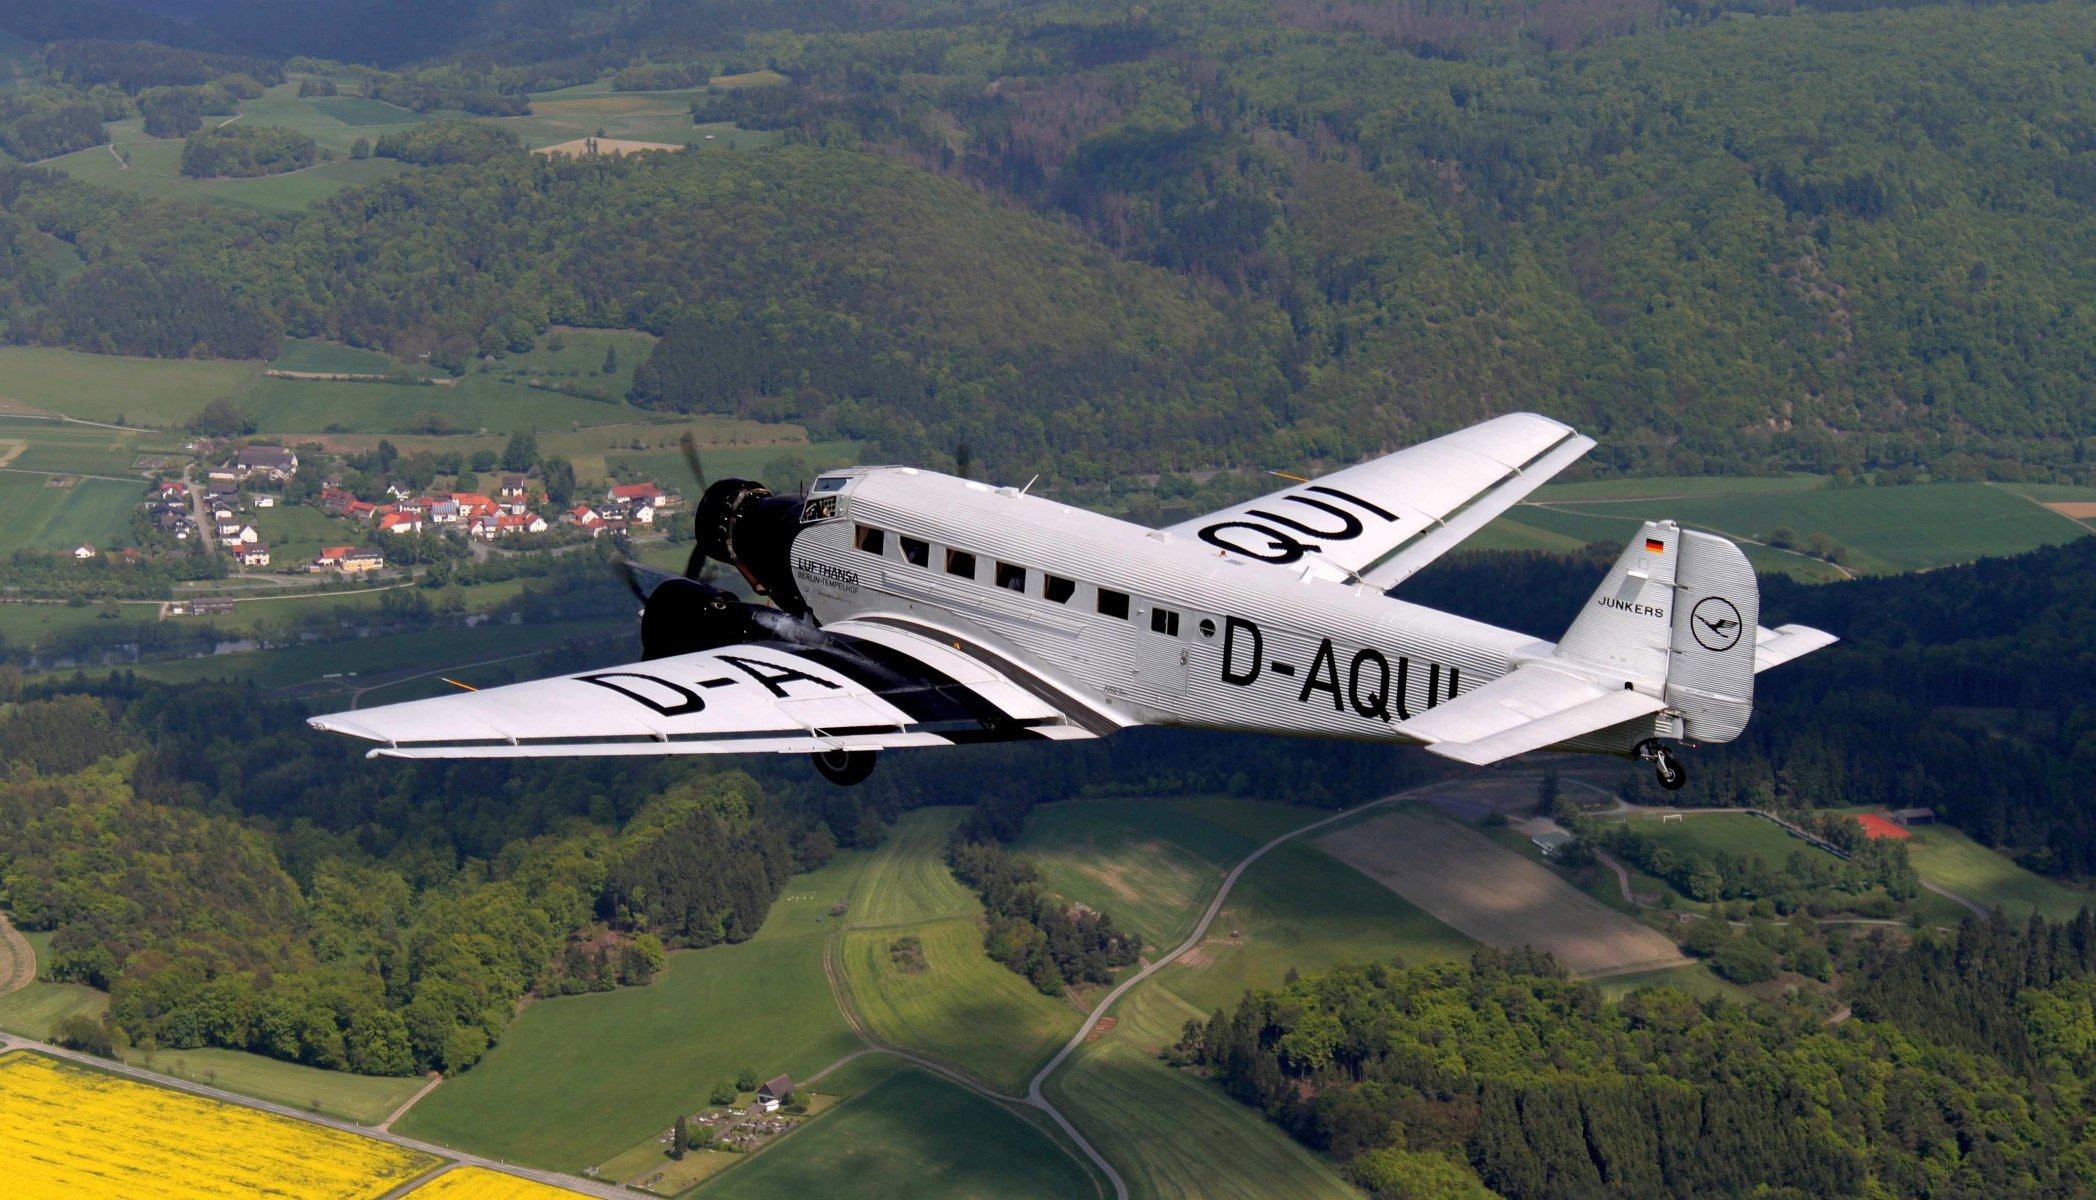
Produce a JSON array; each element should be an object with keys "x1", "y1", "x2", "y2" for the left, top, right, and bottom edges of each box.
[{"x1": 0, "y1": 1034, "x2": 629, "y2": 1200}]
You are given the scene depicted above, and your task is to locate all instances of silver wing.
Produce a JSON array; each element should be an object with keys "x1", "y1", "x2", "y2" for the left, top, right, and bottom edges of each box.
[
  {"x1": 1164, "y1": 412, "x2": 1593, "y2": 588},
  {"x1": 310, "y1": 620, "x2": 1114, "y2": 758}
]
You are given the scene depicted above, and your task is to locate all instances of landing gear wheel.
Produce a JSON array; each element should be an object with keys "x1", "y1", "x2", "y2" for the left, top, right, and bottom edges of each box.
[
  {"x1": 1653, "y1": 747, "x2": 1687, "y2": 791},
  {"x1": 812, "y1": 748, "x2": 876, "y2": 786}
]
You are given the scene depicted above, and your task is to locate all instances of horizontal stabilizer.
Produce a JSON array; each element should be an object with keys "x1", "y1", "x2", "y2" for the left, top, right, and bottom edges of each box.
[
  {"x1": 1396, "y1": 665, "x2": 1666, "y2": 767},
  {"x1": 1754, "y1": 623, "x2": 1838, "y2": 673}
]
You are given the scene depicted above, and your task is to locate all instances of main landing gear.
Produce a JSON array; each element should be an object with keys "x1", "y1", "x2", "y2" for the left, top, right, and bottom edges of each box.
[
  {"x1": 812, "y1": 748, "x2": 877, "y2": 786},
  {"x1": 1635, "y1": 739, "x2": 1688, "y2": 791}
]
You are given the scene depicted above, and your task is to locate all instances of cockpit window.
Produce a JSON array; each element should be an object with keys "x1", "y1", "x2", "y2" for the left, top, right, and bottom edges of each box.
[{"x1": 812, "y1": 476, "x2": 849, "y2": 493}]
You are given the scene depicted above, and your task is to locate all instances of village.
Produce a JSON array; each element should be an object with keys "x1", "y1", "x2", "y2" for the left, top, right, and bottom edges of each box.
[{"x1": 115, "y1": 440, "x2": 681, "y2": 586}]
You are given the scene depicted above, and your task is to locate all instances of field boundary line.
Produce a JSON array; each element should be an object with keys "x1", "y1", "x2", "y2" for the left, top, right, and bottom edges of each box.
[{"x1": 1987, "y1": 480, "x2": 2096, "y2": 535}]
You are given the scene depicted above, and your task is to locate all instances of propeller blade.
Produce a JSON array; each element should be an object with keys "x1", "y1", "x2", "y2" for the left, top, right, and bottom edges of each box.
[
  {"x1": 683, "y1": 543, "x2": 709, "y2": 582},
  {"x1": 611, "y1": 555, "x2": 648, "y2": 601},
  {"x1": 681, "y1": 431, "x2": 708, "y2": 490}
]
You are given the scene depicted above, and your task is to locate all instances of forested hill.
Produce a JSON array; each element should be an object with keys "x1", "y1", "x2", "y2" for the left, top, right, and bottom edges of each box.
[{"x1": 4, "y1": 0, "x2": 2096, "y2": 480}]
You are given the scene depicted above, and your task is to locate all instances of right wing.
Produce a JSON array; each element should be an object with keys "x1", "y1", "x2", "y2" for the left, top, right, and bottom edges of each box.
[
  {"x1": 1162, "y1": 412, "x2": 1594, "y2": 589},
  {"x1": 310, "y1": 620, "x2": 1114, "y2": 758}
]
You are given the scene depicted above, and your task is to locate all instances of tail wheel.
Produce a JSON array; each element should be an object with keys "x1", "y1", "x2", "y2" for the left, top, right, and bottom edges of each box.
[{"x1": 812, "y1": 748, "x2": 876, "y2": 787}]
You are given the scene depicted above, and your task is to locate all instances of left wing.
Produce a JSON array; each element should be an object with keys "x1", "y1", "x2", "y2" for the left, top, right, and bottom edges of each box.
[
  {"x1": 1163, "y1": 412, "x2": 1593, "y2": 588},
  {"x1": 309, "y1": 620, "x2": 1112, "y2": 758}
]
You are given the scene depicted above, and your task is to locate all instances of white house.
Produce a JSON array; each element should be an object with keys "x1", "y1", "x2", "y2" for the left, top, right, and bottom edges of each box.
[{"x1": 72, "y1": 544, "x2": 96, "y2": 559}]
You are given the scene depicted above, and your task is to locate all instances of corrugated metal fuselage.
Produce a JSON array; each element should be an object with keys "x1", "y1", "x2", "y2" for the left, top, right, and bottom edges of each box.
[{"x1": 786, "y1": 467, "x2": 1563, "y2": 744}]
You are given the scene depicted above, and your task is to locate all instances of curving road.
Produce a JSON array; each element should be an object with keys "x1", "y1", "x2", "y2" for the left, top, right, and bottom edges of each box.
[{"x1": 1020, "y1": 785, "x2": 1436, "y2": 1200}]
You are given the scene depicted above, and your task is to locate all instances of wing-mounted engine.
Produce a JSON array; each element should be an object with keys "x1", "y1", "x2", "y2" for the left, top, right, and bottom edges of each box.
[
  {"x1": 694, "y1": 478, "x2": 810, "y2": 616},
  {"x1": 638, "y1": 576, "x2": 813, "y2": 660}
]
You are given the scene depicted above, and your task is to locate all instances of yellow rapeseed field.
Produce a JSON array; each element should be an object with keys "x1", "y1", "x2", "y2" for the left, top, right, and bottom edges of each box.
[
  {"x1": 403, "y1": 1166, "x2": 589, "y2": 1199},
  {"x1": 0, "y1": 1050, "x2": 438, "y2": 1199}
]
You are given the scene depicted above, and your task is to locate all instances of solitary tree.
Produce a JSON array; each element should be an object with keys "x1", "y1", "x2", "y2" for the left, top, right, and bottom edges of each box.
[
  {"x1": 502, "y1": 431, "x2": 540, "y2": 473},
  {"x1": 602, "y1": 344, "x2": 618, "y2": 375},
  {"x1": 671, "y1": 1116, "x2": 689, "y2": 1160},
  {"x1": 734, "y1": 1066, "x2": 758, "y2": 1091}
]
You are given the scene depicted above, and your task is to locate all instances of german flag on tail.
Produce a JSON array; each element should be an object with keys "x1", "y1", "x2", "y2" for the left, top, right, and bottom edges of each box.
[{"x1": 1644, "y1": 536, "x2": 1666, "y2": 553}]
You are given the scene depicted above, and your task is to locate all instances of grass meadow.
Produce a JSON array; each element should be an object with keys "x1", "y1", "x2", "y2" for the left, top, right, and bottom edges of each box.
[
  {"x1": 847, "y1": 808, "x2": 980, "y2": 927},
  {"x1": 394, "y1": 936, "x2": 859, "y2": 1171},
  {"x1": 1502, "y1": 479, "x2": 2087, "y2": 575},
  {"x1": 1153, "y1": 838, "x2": 1476, "y2": 1016},
  {"x1": 1897, "y1": 823, "x2": 2091, "y2": 922},
  {"x1": 1612, "y1": 811, "x2": 1831, "y2": 870},
  {"x1": 1046, "y1": 984, "x2": 1360, "y2": 1200},
  {"x1": 0, "y1": 473, "x2": 142, "y2": 555},
  {"x1": 0, "y1": 349, "x2": 253, "y2": 427},
  {"x1": 697, "y1": 1068, "x2": 1099, "y2": 1200},
  {"x1": 839, "y1": 918, "x2": 1079, "y2": 1095},
  {"x1": 1012, "y1": 798, "x2": 1264, "y2": 950}
]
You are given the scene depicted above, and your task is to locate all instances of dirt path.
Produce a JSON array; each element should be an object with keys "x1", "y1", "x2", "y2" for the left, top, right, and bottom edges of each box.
[
  {"x1": 0, "y1": 912, "x2": 34, "y2": 997},
  {"x1": 375, "y1": 1072, "x2": 444, "y2": 1132}
]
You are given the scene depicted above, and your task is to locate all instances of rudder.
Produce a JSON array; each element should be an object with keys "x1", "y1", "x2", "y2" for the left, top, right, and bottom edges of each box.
[{"x1": 1666, "y1": 529, "x2": 1758, "y2": 743}]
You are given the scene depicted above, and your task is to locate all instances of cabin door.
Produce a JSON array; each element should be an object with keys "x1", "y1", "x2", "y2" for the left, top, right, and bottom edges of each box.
[{"x1": 1131, "y1": 599, "x2": 1189, "y2": 692}]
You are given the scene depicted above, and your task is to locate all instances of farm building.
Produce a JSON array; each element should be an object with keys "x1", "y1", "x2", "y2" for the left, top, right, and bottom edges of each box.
[
  {"x1": 229, "y1": 445, "x2": 298, "y2": 481},
  {"x1": 1531, "y1": 831, "x2": 1578, "y2": 858},
  {"x1": 239, "y1": 544, "x2": 271, "y2": 567},
  {"x1": 1889, "y1": 807, "x2": 1936, "y2": 826},
  {"x1": 757, "y1": 1075, "x2": 794, "y2": 1113}
]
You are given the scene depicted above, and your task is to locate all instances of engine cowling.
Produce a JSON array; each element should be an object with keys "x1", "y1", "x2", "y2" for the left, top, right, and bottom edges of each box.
[{"x1": 693, "y1": 478, "x2": 810, "y2": 616}]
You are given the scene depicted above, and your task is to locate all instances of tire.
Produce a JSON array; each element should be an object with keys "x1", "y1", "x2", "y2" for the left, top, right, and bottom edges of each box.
[{"x1": 812, "y1": 748, "x2": 876, "y2": 786}]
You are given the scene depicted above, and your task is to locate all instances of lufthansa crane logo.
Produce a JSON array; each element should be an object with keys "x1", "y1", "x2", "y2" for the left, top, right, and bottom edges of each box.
[{"x1": 1690, "y1": 597, "x2": 1743, "y2": 652}]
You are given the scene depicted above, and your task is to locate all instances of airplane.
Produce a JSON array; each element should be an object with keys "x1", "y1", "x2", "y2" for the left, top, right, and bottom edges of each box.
[{"x1": 310, "y1": 413, "x2": 1836, "y2": 790}]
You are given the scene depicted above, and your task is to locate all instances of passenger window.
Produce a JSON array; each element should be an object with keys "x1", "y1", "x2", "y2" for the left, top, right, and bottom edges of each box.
[
  {"x1": 855, "y1": 525, "x2": 885, "y2": 555},
  {"x1": 1151, "y1": 608, "x2": 1181, "y2": 637},
  {"x1": 946, "y1": 548, "x2": 977, "y2": 579},
  {"x1": 1043, "y1": 574, "x2": 1076, "y2": 604},
  {"x1": 1097, "y1": 588, "x2": 1130, "y2": 619},
  {"x1": 995, "y1": 561, "x2": 1026, "y2": 592},
  {"x1": 900, "y1": 536, "x2": 929, "y2": 567}
]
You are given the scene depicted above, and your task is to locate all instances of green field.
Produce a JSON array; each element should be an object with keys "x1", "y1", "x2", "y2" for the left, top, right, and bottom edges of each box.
[
  {"x1": 271, "y1": 339, "x2": 435, "y2": 377},
  {"x1": 1899, "y1": 823, "x2": 2091, "y2": 922},
  {"x1": 0, "y1": 347, "x2": 256, "y2": 427},
  {"x1": 0, "y1": 416, "x2": 159, "y2": 476},
  {"x1": 500, "y1": 85, "x2": 774, "y2": 150},
  {"x1": 1591, "y1": 963, "x2": 1751, "y2": 1003},
  {"x1": 47, "y1": 117, "x2": 413, "y2": 211},
  {"x1": 1614, "y1": 812, "x2": 1832, "y2": 871},
  {"x1": 697, "y1": 1068, "x2": 1099, "y2": 1200},
  {"x1": 1047, "y1": 978, "x2": 1359, "y2": 1200},
  {"x1": 0, "y1": 473, "x2": 142, "y2": 555},
  {"x1": 481, "y1": 327, "x2": 656, "y2": 400},
  {"x1": 849, "y1": 809, "x2": 980, "y2": 928},
  {"x1": 1502, "y1": 480, "x2": 2087, "y2": 575},
  {"x1": 839, "y1": 918, "x2": 1079, "y2": 1095},
  {"x1": 1153, "y1": 839, "x2": 1476, "y2": 1016},
  {"x1": 248, "y1": 503, "x2": 346, "y2": 564},
  {"x1": 1013, "y1": 798, "x2": 1264, "y2": 950},
  {"x1": 228, "y1": 373, "x2": 639, "y2": 436},
  {"x1": 395, "y1": 936, "x2": 860, "y2": 1171}
]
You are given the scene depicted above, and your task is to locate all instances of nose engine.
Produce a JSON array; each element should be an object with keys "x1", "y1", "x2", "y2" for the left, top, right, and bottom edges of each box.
[{"x1": 692, "y1": 478, "x2": 810, "y2": 618}]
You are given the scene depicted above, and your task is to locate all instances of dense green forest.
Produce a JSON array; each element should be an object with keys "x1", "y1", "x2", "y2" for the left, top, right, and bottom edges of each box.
[
  {"x1": 1178, "y1": 921, "x2": 2096, "y2": 1198},
  {"x1": 1, "y1": 2, "x2": 2095, "y2": 480}
]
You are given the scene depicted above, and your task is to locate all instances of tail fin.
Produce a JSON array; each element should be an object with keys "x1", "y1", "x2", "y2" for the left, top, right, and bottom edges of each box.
[
  {"x1": 1554, "y1": 521, "x2": 1759, "y2": 744},
  {"x1": 1665, "y1": 528, "x2": 1758, "y2": 743}
]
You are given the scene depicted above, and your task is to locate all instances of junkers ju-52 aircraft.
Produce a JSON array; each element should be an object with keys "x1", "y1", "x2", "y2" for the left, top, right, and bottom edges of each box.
[{"x1": 312, "y1": 413, "x2": 1835, "y2": 790}]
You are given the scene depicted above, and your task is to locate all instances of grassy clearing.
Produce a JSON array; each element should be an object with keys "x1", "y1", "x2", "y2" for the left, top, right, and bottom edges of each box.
[
  {"x1": 848, "y1": 808, "x2": 979, "y2": 928},
  {"x1": 1614, "y1": 812, "x2": 1833, "y2": 870},
  {"x1": 271, "y1": 339, "x2": 433, "y2": 377},
  {"x1": 496, "y1": 86, "x2": 774, "y2": 150},
  {"x1": 1154, "y1": 839, "x2": 1476, "y2": 1016},
  {"x1": 1047, "y1": 982, "x2": 1358, "y2": 1200},
  {"x1": 50, "y1": 123, "x2": 412, "y2": 211},
  {"x1": 248, "y1": 504, "x2": 342, "y2": 564},
  {"x1": 0, "y1": 347, "x2": 256, "y2": 426},
  {"x1": 839, "y1": 918, "x2": 1079, "y2": 1095},
  {"x1": 1514, "y1": 481, "x2": 2086, "y2": 575},
  {"x1": 754, "y1": 845, "x2": 875, "y2": 944},
  {"x1": 1591, "y1": 963, "x2": 1751, "y2": 1003},
  {"x1": 0, "y1": 419, "x2": 151, "y2": 476},
  {"x1": 1899, "y1": 823, "x2": 2091, "y2": 922},
  {"x1": 0, "y1": 977, "x2": 106, "y2": 1040},
  {"x1": 479, "y1": 327, "x2": 656, "y2": 401},
  {"x1": 697, "y1": 1068, "x2": 1097, "y2": 1200},
  {"x1": 0, "y1": 474, "x2": 142, "y2": 555},
  {"x1": 229, "y1": 373, "x2": 636, "y2": 436},
  {"x1": 396, "y1": 937, "x2": 859, "y2": 1172},
  {"x1": 1013, "y1": 798, "x2": 1262, "y2": 950}
]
